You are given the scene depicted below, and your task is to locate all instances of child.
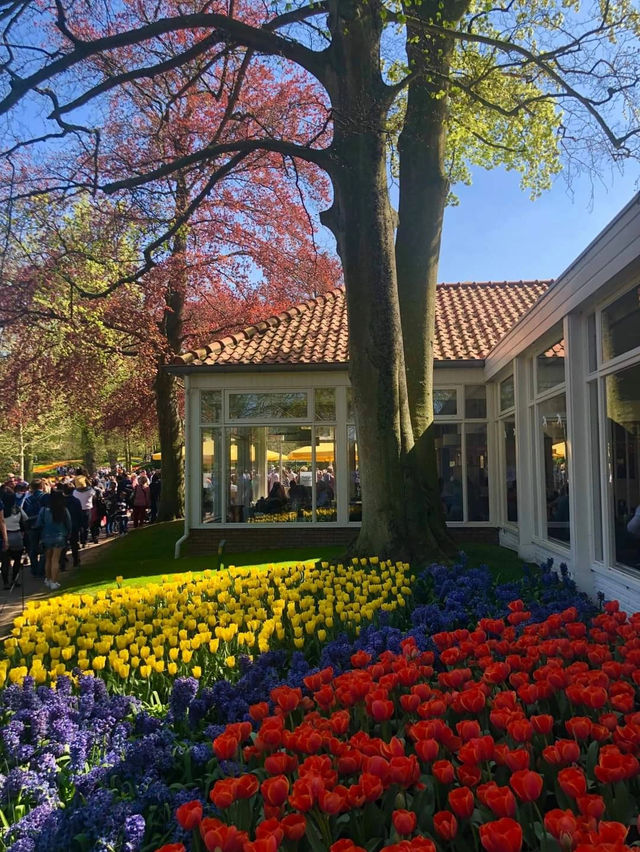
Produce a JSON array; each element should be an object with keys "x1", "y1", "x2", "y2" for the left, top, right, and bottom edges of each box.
[{"x1": 116, "y1": 494, "x2": 129, "y2": 535}]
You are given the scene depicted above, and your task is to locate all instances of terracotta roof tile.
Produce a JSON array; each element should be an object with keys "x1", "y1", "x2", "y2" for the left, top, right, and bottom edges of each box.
[{"x1": 174, "y1": 281, "x2": 550, "y2": 367}]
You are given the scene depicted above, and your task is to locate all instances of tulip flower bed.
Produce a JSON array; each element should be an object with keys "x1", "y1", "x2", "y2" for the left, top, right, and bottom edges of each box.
[
  {"x1": 162, "y1": 600, "x2": 640, "y2": 852},
  {"x1": 1, "y1": 559, "x2": 413, "y2": 701},
  {"x1": 0, "y1": 556, "x2": 604, "y2": 852}
]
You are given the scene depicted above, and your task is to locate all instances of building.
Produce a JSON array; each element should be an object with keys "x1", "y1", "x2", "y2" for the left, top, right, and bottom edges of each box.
[{"x1": 170, "y1": 194, "x2": 640, "y2": 609}]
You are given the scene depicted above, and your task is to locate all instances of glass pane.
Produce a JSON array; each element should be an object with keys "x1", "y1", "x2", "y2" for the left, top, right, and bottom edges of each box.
[
  {"x1": 500, "y1": 376, "x2": 514, "y2": 411},
  {"x1": 434, "y1": 424, "x2": 462, "y2": 521},
  {"x1": 587, "y1": 313, "x2": 597, "y2": 373},
  {"x1": 346, "y1": 387, "x2": 354, "y2": 422},
  {"x1": 348, "y1": 425, "x2": 361, "y2": 521},
  {"x1": 433, "y1": 389, "x2": 457, "y2": 416},
  {"x1": 540, "y1": 394, "x2": 570, "y2": 543},
  {"x1": 315, "y1": 388, "x2": 336, "y2": 421},
  {"x1": 536, "y1": 339, "x2": 566, "y2": 393},
  {"x1": 602, "y1": 285, "x2": 640, "y2": 362},
  {"x1": 606, "y1": 363, "x2": 640, "y2": 569},
  {"x1": 589, "y1": 382, "x2": 602, "y2": 561},
  {"x1": 465, "y1": 385, "x2": 486, "y2": 419},
  {"x1": 201, "y1": 391, "x2": 221, "y2": 423},
  {"x1": 201, "y1": 428, "x2": 223, "y2": 523},
  {"x1": 466, "y1": 424, "x2": 489, "y2": 521},
  {"x1": 228, "y1": 391, "x2": 307, "y2": 419},
  {"x1": 504, "y1": 419, "x2": 518, "y2": 523},
  {"x1": 315, "y1": 427, "x2": 337, "y2": 522},
  {"x1": 227, "y1": 426, "x2": 314, "y2": 523}
]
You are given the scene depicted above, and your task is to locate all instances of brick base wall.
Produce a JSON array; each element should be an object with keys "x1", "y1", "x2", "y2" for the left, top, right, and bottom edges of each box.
[{"x1": 186, "y1": 526, "x2": 499, "y2": 555}]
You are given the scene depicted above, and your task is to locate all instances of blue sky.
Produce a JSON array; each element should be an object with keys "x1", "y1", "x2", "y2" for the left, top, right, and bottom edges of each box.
[{"x1": 438, "y1": 163, "x2": 640, "y2": 283}]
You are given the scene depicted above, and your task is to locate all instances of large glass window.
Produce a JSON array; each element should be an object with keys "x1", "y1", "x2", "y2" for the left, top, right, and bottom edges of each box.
[
  {"x1": 314, "y1": 428, "x2": 337, "y2": 522},
  {"x1": 228, "y1": 391, "x2": 308, "y2": 419},
  {"x1": 466, "y1": 424, "x2": 489, "y2": 521},
  {"x1": 540, "y1": 394, "x2": 570, "y2": 543},
  {"x1": 315, "y1": 388, "x2": 336, "y2": 421},
  {"x1": 536, "y1": 339, "x2": 566, "y2": 393},
  {"x1": 602, "y1": 285, "x2": 640, "y2": 362},
  {"x1": 606, "y1": 362, "x2": 640, "y2": 569},
  {"x1": 503, "y1": 419, "x2": 518, "y2": 523},
  {"x1": 465, "y1": 385, "x2": 486, "y2": 419},
  {"x1": 434, "y1": 424, "x2": 463, "y2": 521},
  {"x1": 201, "y1": 391, "x2": 222, "y2": 423}
]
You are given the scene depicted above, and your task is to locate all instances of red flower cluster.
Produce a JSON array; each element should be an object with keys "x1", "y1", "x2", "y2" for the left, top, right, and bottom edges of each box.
[{"x1": 160, "y1": 601, "x2": 640, "y2": 852}]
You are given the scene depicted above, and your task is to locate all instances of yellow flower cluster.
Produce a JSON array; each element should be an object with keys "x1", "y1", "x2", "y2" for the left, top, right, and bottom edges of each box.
[
  {"x1": 248, "y1": 508, "x2": 337, "y2": 523},
  {"x1": 2, "y1": 559, "x2": 413, "y2": 697}
]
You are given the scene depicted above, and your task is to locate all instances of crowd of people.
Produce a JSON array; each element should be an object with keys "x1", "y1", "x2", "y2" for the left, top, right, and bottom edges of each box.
[{"x1": 0, "y1": 468, "x2": 162, "y2": 592}]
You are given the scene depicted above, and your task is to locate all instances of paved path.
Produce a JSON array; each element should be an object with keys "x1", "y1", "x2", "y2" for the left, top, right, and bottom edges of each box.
[{"x1": 0, "y1": 535, "x2": 115, "y2": 638}]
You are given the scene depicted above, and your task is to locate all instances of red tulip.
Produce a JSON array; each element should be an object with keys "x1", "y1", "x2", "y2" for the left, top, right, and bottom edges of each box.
[
  {"x1": 209, "y1": 778, "x2": 238, "y2": 809},
  {"x1": 255, "y1": 818, "x2": 284, "y2": 845},
  {"x1": 432, "y1": 760, "x2": 455, "y2": 785},
  {"x1": 484, "y1": 785, "x2": 517, "y2": 818},
  {"x1": 176, "y1": 800, "x2": 202, "y2": 831},
  {"x1": 576, "y1": 794, "x2": 606, "y2": 821},
  {"x1": 261, "y1": 775, "x2": 290, "y2": 808},
  {"x1": 557, "y1": 767, "x2": 587, "y2": 798},
  {"x1": 281, "y1": 814, "x2": 306, "y2": 841},
  {"x1": 235, "y1": 774, "x2": 260, "y2": 800},
  {"x1": 479, "y1": 818, "x2": 523, "y2": 852},
  {"x1": 155, "y1": 846, "x2": 186, "y2": 852},
  {"x1": 212, "y1": 732, "x2": 240, "y2": 760},
  {"x1": 448, "y1": 786, "x2": 474, "y2": 819},
  {"x1": 433, "y1": 810, "x2": 458, "y2": 840},
  {"x1": 544, "y1": 809, "x2": 578, "y2": 846},
  {"x1": 509, "y1": 770, "x2": 543, "y2": 802},
  {"x1": 392, "y1": 809, "x2": 417, "y2": 836}
]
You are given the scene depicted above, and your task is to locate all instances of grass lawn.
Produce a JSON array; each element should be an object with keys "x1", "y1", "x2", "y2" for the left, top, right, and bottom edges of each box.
[{"x1": 59, "y1": 521, "x2": 529, "y2": 595}]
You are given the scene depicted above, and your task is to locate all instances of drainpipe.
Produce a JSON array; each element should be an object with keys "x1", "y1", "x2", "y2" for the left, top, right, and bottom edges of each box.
[{"x1": 175, "y1": 374, "x2": 190, "y2": 559}]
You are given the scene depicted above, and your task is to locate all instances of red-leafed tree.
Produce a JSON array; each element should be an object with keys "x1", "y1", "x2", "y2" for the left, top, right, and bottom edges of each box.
[{"x1": 0, "y1": 1, "x2": 339, "y2": 518}]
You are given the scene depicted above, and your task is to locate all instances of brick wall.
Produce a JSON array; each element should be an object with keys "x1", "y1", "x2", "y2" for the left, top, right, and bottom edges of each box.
[{"x1": 186, "y1": 526, "x2": 499, "y2": 555}]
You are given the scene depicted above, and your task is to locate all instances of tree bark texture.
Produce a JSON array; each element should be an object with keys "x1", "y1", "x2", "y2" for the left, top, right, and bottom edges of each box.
[{"x1": 155, "y1": 174, "x2": 187, "y2": 521}]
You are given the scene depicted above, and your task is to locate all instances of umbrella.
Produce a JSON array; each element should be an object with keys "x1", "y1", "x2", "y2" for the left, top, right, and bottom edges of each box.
[{"x1": 287, "y1": 442, "x2": 336, "y2": 463}]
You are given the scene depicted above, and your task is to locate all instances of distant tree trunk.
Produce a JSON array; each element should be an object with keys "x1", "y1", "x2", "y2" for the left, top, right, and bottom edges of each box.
[
  {"x1": 80, "y1": 422, "x2": 97, "y2": 473},
  {"x1": 155, "y1": 173, "x2": 186, "y2": 520},
  {"x1": 321, "y1": 0, "x2": 451, "y2": 561}
]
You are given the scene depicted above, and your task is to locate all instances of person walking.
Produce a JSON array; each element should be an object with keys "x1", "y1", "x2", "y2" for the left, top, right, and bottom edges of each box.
[
  {"x1": 116, "y1": 493, "x2": 129, "y2": 535},
  {"x1": 1, "y1": 488, "x2": 27, "y2": 589},
  {"x1": 104, "y1": 481, "x2": 118, "y2": 536},
  {"x1": 131, "y1": 475, "x2": 150, "y2": 528},
  {"x1": 35, "y1": 489, "x2": 71, "y2": 591},
  {"x1": 61, "y1": 484, "x2": 83, "y2": 569},
  {"x1": 73, "y1": 475, "x2": 95, "y2": 548},
  {"x1": 149, "y1": 472, "x2": 161, "y2": 523},
  {"x1": 23, "y1": 479, "x2": 46, "y2": 578}
]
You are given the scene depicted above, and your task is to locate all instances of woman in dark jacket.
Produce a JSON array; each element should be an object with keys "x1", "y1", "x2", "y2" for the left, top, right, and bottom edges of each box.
[{"x1": 36, "y1": 489, "x2": 71, "y2": 591}]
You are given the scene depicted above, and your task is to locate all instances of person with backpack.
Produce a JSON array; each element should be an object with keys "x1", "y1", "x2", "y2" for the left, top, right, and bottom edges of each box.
[
  {"x1": 23, "y1": 479, "x2": 46, "y2": 578},
  {"x1": 35, "y1": 489, "x2": 71, "y2": 591},
  {"x1": 90, "y1": 486, "x2": 106, "y2": 543},
  {"x1": 1, "y1": 488, "x2": 26, "y2": 589},
  {"x1": 73, "y1": 475, "x2": 95, "y2": 548},
  {"x1": 61, "y1": 483, "x2": 83, "y2": 569}
]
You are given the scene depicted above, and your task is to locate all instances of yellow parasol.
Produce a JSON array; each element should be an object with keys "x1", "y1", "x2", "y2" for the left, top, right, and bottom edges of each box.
[{"x1": 287, "y1": 442, "x2": 336, "y2": 463}]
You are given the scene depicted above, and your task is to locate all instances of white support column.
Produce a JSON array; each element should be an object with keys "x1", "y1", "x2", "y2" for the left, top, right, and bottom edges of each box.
[
  {"x1": 513, "y1": 356, "x2": 536, "y2": 561},
  {"x1": 175, "y1": 374, "x2": 191, "y2": 558},
  {"x1": 564, "y1": 313, "x2": 596, "y2": 595}
]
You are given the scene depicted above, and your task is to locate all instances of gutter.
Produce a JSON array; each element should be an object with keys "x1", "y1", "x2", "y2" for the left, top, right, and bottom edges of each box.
[{"x1": 167, "y1": 359, "x2": 485, "y2": 375}]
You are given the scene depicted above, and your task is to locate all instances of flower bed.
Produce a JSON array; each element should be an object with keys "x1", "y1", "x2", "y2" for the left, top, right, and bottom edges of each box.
[
  {"x1": 162, "y1": 601, "x2": 640, "y2": 852},
  {"x1": 2, "y1": 559, "x2": 412, "y2": 700},
  {"x1": 0, "y1": 556, "x2": 603, "y2": 851}
]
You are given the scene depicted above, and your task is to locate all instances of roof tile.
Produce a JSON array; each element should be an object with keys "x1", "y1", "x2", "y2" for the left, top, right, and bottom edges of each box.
[{"x1": 174, "y1": 282, "x2": 550, "y2": 367}]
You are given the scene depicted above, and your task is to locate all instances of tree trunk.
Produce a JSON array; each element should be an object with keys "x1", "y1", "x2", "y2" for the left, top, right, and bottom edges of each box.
[
  {"x1": 155, "y1": 173, "x2": 187, "y2": 521},
  {"x1": 321, "y1": 0, "x2": 451, "y2": 561},
  {"x1": 393, "y1": 3, "x2": 470, "y2": 554}
]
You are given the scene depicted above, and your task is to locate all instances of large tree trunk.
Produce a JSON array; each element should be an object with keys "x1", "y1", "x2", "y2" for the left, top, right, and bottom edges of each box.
[
  {"x1": 155, "y1": 175, "x2": 187, "y2": 521},
  {"x1": 393, "y1": 6, "x2": 468, "y2": 554},
  {"x1": 321, "y1": 0, "x2": 451, "y2": 561}
]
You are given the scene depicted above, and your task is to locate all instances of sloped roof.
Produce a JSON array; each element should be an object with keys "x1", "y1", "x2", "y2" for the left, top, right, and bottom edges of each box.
[{"x1": 174, "y1": 281, "x2": 551, "y2": 368}]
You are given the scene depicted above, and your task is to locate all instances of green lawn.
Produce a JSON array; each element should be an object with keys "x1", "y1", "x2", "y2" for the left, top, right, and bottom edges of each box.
[{"x1": 60, "y1": 521, "x2": 529, "y2": 595}]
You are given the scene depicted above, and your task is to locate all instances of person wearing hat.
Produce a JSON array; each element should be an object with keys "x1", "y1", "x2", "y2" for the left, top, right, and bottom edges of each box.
[{"x1": 73, "y1": 475, "x2": 95, "y2": 548}]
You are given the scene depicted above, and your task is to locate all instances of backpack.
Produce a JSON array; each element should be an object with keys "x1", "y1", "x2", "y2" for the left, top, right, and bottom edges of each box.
[{"x1": 23, "y1": 491, "x2": 44, "y2": 531}]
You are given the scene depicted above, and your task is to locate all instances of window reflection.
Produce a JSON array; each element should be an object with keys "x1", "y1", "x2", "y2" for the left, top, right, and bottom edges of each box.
[
  {"x1": 602, "y1": 285, "x2": 640, "y2": 362},
  {"x1": 466, "y1": 424, "x2": 489, "y2": 521},
  {"x1": 503, "y1": 419, "x2": 518, "y2": 523},
  {"x1": 536, "y1": 339, "x2": 566, "y2": 393},
  {"x1": 201, "y1": 429, "x2": 223, "y2": 523},
  {"x1": 228, "y1": 392, "x2": 307, "y2": 419},
  {"x1": 434, "y1": 424, "x2": 463, "y2": 521},
  {"x1": 433, "y1": 389, "x2": 457, "y2": 416},
  {"x1": 500, "y1": 376, "x2": 515, "y2": 411},
  {"x1": 606, "y1": 363, "x2": 640, "y2": 568},
  {"x1": 348, "y1": 425, "x2": 361, "y2": 521},
  {"x1": 540, "y1": 395, "x2": 570, "y2": 543}
]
